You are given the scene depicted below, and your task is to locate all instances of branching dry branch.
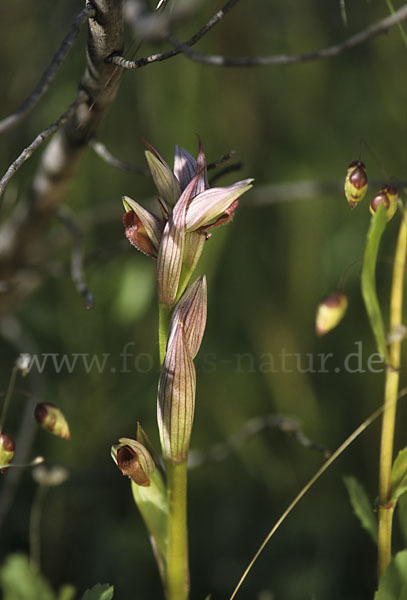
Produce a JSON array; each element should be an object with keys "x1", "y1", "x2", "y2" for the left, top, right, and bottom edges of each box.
[
  {"x1": 188, "y1": 414, "x2": 330, "y2": 469},
  {"x1": 109, "y1": 0, "x2": 238, "y2": 69},
  {"x1": 167, "y1": 4, "x2": 407, "y2": 66},
  {"x1": 57, "y1": 209, "x2": 94, "y2": 309},
  {"x1": 0, "y1": 91, "x2": 88, "y2": 199},
  {"x1": 208, "y1": 162, "x2": 243, "y2": 185},
  {"x1": 1, "y1": 0, "x2": 406, "y2": 318},
  {"x1": 0, "y1": 5, "x2": 95, "y2": 135},
  {"x1": 0, "y1": 0, "x2": 124, "y2": 313}
]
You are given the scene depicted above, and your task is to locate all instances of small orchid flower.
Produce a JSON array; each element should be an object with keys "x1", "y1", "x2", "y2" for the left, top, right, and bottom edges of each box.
[
  {"x1": 123, "y1": 196, "x2": 164, "y2": 258},
  {"x1": 111, "y1": 434, "x2": 168, "y2": 581},
  {"x1": 112, "y1": 437, "x2": 156, "y2": 487}
]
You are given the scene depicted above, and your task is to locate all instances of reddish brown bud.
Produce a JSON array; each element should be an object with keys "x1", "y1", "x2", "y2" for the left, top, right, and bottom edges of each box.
[
  {"x1": 369, "y1": 185, "x2": 398, "y2": 221},
  {"x1": 0, "y1": 433, "x2": 15, "y2": 470},
  {"x1": 35, "y1": 403, "x2": 70, "y2": 440},
  {"x1": 344, "y1": 160, "x2": 368, "y2": 208}
]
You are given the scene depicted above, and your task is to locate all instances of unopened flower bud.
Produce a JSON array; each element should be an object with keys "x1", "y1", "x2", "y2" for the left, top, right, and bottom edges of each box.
[
  {"x1": 316, "y1": 291, "x2": 348, "y2": 336},
  {"x1": 158, "y1": 321, "x2": 196, "y2": 462},
  {"x1": 170, "y1": 277, "x2": 207, "y2": 359},
  {"x1": 145, "y1": 144, "x2": 181, "y2": 210},
  {"x1": 344, "y1": 161, "x2": 368, "y2": 208},
  {"x1": 34, "y1": 403, "x2": 70, "y2": 440},
  {"x1": 0, "y1": 433, "x2": 15, "y2": 470},
  {"x1": 369, "y1": 185, "x2": 398, "y2": 222}
]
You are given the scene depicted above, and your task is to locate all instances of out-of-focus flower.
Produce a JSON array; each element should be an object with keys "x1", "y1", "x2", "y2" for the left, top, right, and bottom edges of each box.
[
  {"x1": 34, "y1": 402, "x2": 70, "y2": 440},
  {"x1": 344, "y1": 160, "x2": 368, "y2": 208},
  {"x1": 315, "y1": 291, "x2": 348, "y2": 336},
  {"x1": 17, "y1": 354, "x2": 31, "y2": 376},
  {"x1": 32, "y1": 465, "x2": 69, "y2": 486}
]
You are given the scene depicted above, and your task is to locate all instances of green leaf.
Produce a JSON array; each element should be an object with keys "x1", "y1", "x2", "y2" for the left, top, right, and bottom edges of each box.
[
  {"x1": 397, "y1": 492, "x2": 407, "y2": 546},
  {"x1": 0, "y1": 554, "x2": 55, "y2": 600},
  {"x1": 375, "y1": 550, "x2": 407, "y2": 599},
  {"x1": 56, "y1": 585, "x2": 76, "y2": 600},
  {"x1": 344, "y1": 475, "x2": 378, "y2": 543},
  {"x1": 391, "y1": 448, "x2": 407, "y2": 504},
  {"x1": 361, "y1": 205, "x2": 389, "y2": 361},
  {"x1": 80, "y1": 583, "x2": 114, "y2": 600}
]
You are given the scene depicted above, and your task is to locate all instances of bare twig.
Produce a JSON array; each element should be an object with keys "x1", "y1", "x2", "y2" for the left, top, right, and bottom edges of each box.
[
  {"x1": 206, "y1": 149, "x2": 243, "y2": 185},
  {"x1": 0, "y1": 6, "x2": 95, "y2": 135},
  {"x1": 0, "y1": 91, "x2": 88, "y2": 199},
  {"x1": 109, "y1": 0, "x2": 239, "y2": 69},
  {"x1": 188, "y1": 414, "x2": 330, "y2": 469},
  {"x1": 123, "y1": 0, "x2": 205, "y2": 40},
  {"x1": 57, "y1": 209, "x2": 94, "y2": 309},
  {"x1": 0, "y1": 0, "x2": 125, "y2": 313},
  {"x1": 207, "y1": 149, "x2": 237, "y2": 171},
  {"x1": 89, "y1": 139, "x2": 149, "y2": 174},
  {"x1": 209, "y1": 162, "x2": 243, "y2": 185},
  {"x1": 168, "y1": 4, "x2": 407, "y2": 67}
]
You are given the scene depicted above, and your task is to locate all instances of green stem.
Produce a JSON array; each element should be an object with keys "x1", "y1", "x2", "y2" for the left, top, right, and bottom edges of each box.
[
  {"x1": 165, "y1": 460, "x2": 189, "y2": 600},
  {"x1": 158, "y1": 303, "x2": 171, "y2": 364},
  {"x1": 384, "y1": 0, "x2": 407, "y2": 46},
  {"x1": 0, "y1": 365, "x2": 19, "y2": 432},
  {"x1": 377, "y1": 209, "x2": 407, "y2": 578},
  {"x1": 29, "y1": 484, "x2": 48, "y2": 571}
]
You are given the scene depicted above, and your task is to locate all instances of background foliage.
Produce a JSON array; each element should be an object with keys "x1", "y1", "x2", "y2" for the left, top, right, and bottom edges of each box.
[{"x1": 1, "y1": 1, "x2": 407, "y2": 598}]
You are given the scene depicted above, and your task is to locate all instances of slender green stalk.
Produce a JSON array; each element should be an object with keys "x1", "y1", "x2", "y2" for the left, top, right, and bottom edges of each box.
[
  {"x1": 159, "y1": 301, "x2": 190, "y2": 599},
  {"x1": 158, "y1": 303, "x2": 171, "y2": 364},
  {"x1": 385, "y1": 0, "x2": 407, "y2": 46},
  {"x1": 229, "y1": 398, "x2": 396, "y2": 600},
  {"x1": 29, "y1": 484, "x2": 48, "y2": 571},
  {"x1": 0, "y1": 365, "x2": 19, "y2": 432},
  {"x1": 377, "y1": 208, "x2": 407, "y2": 578},
  {"x1": 165, "y1": 460, "x2": 189, "y2": 600}
]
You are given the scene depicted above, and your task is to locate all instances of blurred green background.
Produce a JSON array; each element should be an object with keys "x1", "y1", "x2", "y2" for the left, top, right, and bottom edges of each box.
[{"x1": 1, "y1": 1, "x2": 407, "y2": 598}]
